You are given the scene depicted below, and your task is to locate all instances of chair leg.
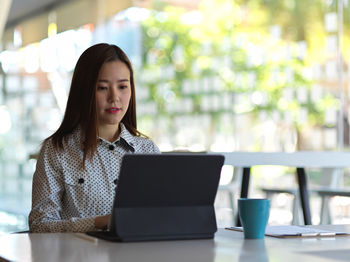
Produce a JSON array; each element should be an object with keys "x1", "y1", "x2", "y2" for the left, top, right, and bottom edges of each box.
[
  {"x1": 292, "y1": 193, "x2": 303, "y2": 225},
  {"x1": 320, "y1": 196, "x2": 332, "y2": 224},
  {"x1": 228, "y1": 191, "x2": 235, "y2": 225},
  {"x1": 292, "y1": 195, "x2": 298, "y2": 225}
]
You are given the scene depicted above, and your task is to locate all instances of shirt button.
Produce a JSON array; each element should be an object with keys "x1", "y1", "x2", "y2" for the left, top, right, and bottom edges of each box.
[
  {"x1": 114, "y1": 179, "x2": 118, "y2": 185},
  {"x1": 78, "y1": 178, "x2": 84, "y2": 184},
  {"x1": 109, "y1": 145, "x2": 115, "y2": 150}
]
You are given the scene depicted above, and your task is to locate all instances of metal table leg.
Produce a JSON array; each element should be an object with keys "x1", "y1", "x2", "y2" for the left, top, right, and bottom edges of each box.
[
  {"x1": 236, "y1": 167, "x2": 251, "y2": 226},
  {"x1": 296, "y1": 167, "x2": 312, "y2": 225}
]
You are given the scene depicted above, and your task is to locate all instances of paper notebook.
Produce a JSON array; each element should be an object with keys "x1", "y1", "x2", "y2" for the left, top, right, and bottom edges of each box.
[{"x1": 226, "y1": 226, "x2": 350, "y2": 238}]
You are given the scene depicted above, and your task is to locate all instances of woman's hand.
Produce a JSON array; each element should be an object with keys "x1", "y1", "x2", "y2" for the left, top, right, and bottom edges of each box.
[{"x1": 94, "y1": 214, "x2": 111, "y2": 230}]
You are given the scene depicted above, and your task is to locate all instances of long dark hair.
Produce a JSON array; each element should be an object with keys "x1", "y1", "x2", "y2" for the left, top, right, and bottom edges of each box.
[{"x1": 47, "y1": 43, "x2": 141, "y2": 167}]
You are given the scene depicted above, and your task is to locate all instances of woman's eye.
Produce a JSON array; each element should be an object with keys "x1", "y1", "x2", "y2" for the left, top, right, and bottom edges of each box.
[
  {"x1": 120, "y1": 85, "x2": 128, "y2": 89},
  {"x1": 97, "y1": 86, "x2": 107, "y2": 90}
]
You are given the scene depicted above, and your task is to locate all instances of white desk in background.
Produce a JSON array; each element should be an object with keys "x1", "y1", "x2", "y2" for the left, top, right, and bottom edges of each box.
[
  {"x1": 2, "y1": 225, "x2": 350, "y2": 262},
  {"x1": 210, "y1": 151, "x2": 350, "y2": 225}
]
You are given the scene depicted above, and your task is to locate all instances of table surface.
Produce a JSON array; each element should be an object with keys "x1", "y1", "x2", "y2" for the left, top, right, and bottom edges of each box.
[
  {"x1": 2, "y1": 225, "x2": 350, "y2": 262},
  {"x1": 211, "y1": 151, "x2": 350, "y2": 167}
]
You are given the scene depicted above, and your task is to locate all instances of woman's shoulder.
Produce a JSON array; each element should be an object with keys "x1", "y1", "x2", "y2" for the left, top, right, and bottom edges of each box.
[
  {"x1": 39, "y1": 137, "x2": 56, "y2": 154},
  {"x1": 132, "y1": 135, "x2": 160, "y2": 153},
  {"x1": 132, "y1": 135, "x2": 155, "y2": 144},
  {"x1": 41, "y1": 127, "x2": 82, "y2": 152},
  {"x1": 120, "y1": 124, "x2": 160, "y2": 153}
]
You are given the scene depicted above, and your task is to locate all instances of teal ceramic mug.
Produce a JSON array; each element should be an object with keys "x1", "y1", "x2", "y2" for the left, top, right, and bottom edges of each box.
[{"x1": 238, "y1": 198, "x2": 270, "y2": 239}]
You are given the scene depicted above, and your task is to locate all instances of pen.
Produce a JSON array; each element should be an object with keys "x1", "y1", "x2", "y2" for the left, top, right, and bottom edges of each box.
[
  {"x1": 300, "y1": 233, "x2": 318, "y2": 237},
  {"x1": 74, "y1": 233, "x2": 98, "y2": 244}
]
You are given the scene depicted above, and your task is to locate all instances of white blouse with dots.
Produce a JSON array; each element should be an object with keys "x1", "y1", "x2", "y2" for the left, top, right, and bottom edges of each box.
[{"x1": 29, "y1": 123, "x2": 160, "y2": 233}]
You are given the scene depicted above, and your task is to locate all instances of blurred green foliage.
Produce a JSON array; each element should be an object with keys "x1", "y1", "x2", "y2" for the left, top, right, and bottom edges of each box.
[{"x1": 139, "y1": 0, "x2": 341, "y2": 149}]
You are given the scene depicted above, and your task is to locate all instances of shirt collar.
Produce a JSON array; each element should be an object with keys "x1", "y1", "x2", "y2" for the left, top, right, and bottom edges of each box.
[
  {"x1": 118, "y1": 123, "x2": 136, "y2": 152},
  {"x1": 94, "y1": 124, "x2": 136, "y2": 152}
]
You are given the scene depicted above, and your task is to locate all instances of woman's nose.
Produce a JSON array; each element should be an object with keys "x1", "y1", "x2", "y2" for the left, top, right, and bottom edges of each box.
[{"x1": 108, "y1": 87, "x2": 120, "y2": 102}]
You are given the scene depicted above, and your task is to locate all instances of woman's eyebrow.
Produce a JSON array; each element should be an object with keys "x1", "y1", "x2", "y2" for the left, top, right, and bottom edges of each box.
[
  {"x1": 118, "y1": 79, "x2": 130, "y2": 82},
  {"x1": 97, "y1": 79, "x2": 129, "y2": 83}
]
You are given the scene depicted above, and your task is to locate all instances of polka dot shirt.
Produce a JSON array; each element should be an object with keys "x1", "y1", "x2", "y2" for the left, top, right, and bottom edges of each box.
[{"x1": 29, "y1": 123, "x2": 160, "y2": 233}]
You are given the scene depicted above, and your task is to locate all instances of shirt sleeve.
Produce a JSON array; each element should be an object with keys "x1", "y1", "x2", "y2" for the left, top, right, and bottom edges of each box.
[{"x1": 28, "y1": 140, "x2": 96, "y2": 233}]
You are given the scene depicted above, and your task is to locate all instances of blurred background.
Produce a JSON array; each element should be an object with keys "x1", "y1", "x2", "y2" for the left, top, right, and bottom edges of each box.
[{"x1": 1, "y1": 0, "x2": 350, "y2": 233}]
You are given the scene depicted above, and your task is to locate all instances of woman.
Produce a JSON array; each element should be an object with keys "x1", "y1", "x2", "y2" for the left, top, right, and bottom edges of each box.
[{"x1": 29, "y1": 43, "x2": 160, "y2": 233}]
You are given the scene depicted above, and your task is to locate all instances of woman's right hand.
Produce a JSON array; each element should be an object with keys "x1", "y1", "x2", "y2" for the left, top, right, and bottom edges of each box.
[{"x1": 94, "y1": 214, "x2": 111, "y2": 230}]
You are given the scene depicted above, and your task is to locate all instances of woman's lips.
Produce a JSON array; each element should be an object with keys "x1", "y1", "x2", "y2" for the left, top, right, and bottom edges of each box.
[{"x1": 106, "y1": 107, "x2": 120, "y2": 114}]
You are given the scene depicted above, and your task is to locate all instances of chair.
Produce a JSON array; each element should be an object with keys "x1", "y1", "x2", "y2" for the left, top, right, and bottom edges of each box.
[
  {"x1": 315, "y1": 188, "x2": 350, "y2": 224},
  {"x1": 261, "y1": 168, "x2": 345, "y2": 225},
  {"x1": 260, "y1": 187, "x2": 303, "y2": 225}
]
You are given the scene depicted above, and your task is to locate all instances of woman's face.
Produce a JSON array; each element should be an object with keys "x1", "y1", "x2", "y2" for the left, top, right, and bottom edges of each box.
[{"x1": 95, "y1": 61, "x2": 131, "y2": 130}]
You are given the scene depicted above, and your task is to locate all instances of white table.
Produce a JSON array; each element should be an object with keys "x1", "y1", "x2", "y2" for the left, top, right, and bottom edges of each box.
[
  {"x1": 2, "y1": 226, "x2": 350, "y2": 262},
  {"x1": 210, "y1": 151, "x2": 350, "y2": 225}
]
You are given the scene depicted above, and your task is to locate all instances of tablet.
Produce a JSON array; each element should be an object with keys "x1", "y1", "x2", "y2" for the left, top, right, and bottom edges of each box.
[{"x1": 87, "y1": 153, "x2": 225, "y2": 242}]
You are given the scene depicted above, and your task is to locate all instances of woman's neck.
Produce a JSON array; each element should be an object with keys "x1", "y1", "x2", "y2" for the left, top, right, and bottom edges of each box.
[{"x1": 98, "y1": 124, "x2": 121, "y2": 142}]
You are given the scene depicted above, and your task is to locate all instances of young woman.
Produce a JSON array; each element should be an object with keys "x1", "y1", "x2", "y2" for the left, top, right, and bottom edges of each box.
[{"x1": 29, "y1": 43, "x2": 160, "y2": 233}]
